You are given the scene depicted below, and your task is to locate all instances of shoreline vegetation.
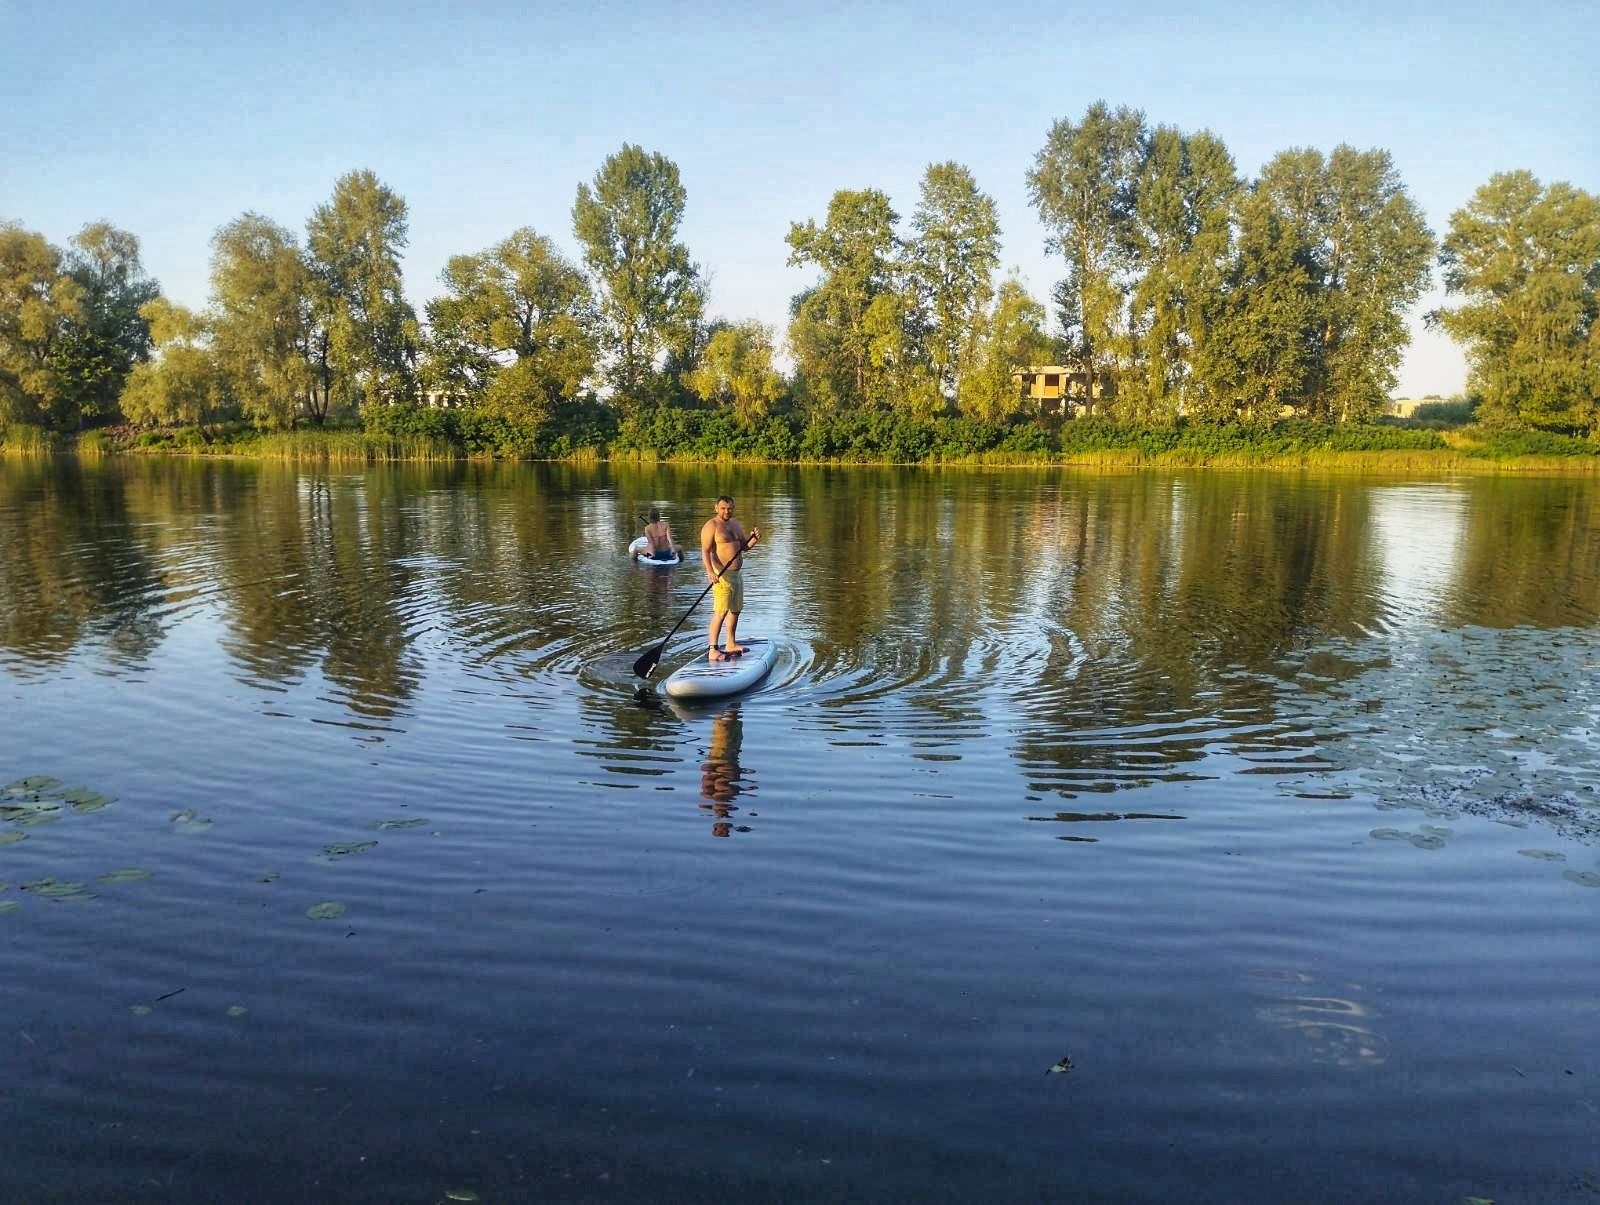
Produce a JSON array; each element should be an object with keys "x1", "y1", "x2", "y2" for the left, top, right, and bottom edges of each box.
[
  {"x1": 5, "y1": 410, "x2": 1597, "y2": 473},
  {"x1": 5, "y1": 103, "x2": 1597, "y2": 469}
]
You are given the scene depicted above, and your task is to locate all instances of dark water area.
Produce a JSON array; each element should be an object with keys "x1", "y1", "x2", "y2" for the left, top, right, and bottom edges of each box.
[{"x1": 2, "y1": 457, "x2": 1597, "y2": 1203}]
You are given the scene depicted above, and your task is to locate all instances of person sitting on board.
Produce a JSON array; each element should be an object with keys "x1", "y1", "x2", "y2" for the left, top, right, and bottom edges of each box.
[
  {"x1": 701, "y1": 494, "x2": 760, "y2": 661},
  {"x1": 632, "y1": 507, "x2": 682, "y2": 561}
]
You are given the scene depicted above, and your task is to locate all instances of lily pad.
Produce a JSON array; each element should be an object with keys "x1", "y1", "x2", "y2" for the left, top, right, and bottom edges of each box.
[
  {"x1": 7, "y1": 776, "x2": 62, "y2": 793},
  {"x1": 1369, "y1": 828, "x2": 1409, "y2": 841},
  {"x1": 1562, "y1": 870, "x2": 1600, "y2": 888},
  {"x1": 1408, "y1": 833, "x2": 1447, "y2": 850},
  {"x1": 371, "y1": 817, "x2": 427, "y2": 831},
  {"x1": 305, "y1": 901, "x2": 346, "y2": 920},
  {"x1": 445, "y1": 1191, "x2": 481, "y2": 1203},
  {"x1": 0, "y1": 831, "x2": 26, "y2": 846},
  {"x1": 0, "y1": 901, "x2": 19, "y2": 915},
  {"x1": 129, "y1": 1004, "x2": 152, "y2": 1015},
  {"x1": 96, "y1": 868, "x2": 152, "y2": 885},
  {"x1": 321, "y1": 841, "x2": 377, "y2": 858},
  {"x1": 169, "y1": 809, "x2": 214, "y2": 832},
  {"x1": 226, "y1": 1005, "x2": 248, "y2": 1017},
  {"x1": 65, "y1": 790, "x2": 116, "y2": 812},
  {"x1": 21, "y1": 878, "x2": 94, "y2": 901},
  {"x1": 1517, "y1": 849, "x2": 1566, "y2": 862}
]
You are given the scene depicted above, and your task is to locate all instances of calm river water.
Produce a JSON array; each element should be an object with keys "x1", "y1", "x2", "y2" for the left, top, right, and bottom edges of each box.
[{"x1": 2, "y1": 457, "x2": 1597, "y2": 1203}]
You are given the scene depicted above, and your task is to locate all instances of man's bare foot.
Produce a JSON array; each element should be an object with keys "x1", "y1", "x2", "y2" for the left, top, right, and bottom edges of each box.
[
  {"x1": 708, "y1": 647, "x2": 732, "y2": 662},
  {"x1": 723, "y1": 643, "x2": 747, "y2": 656}
]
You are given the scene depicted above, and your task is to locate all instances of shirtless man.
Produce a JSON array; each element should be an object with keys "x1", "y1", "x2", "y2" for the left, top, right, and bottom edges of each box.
[
  {"x1": 632, "y1": 507, "x2": 682, "y2": 561},
  {"x1": 701, "y1": 495, "x2": 760, "y2": 662}
]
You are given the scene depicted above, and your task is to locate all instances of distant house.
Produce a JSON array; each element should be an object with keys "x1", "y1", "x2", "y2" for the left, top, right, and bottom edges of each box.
[
  {"x1": 1011, "y1": 366, "x2": 1103, "y2": 415},
  {"x1": 1388, "y1": 396, "x2": 1442, "y2": 419}
]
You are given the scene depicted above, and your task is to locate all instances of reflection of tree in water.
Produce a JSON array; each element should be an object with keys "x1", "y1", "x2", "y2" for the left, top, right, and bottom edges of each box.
[
  {"x1": 1013, "y1": 474, "x2": 1385, "y2": 797},
  {"x1": 215, "y1": 466, "x2": 424, "y2": 718},
  {"x1": 698, "y1": 707, "x2": 752, "y2": 838},
  {"x1": 0, "y1": 459, "x2": 173, "y2": 671},
  {"x1": 1447, "y1": 476, "x2": 1600, "y2": 628}
]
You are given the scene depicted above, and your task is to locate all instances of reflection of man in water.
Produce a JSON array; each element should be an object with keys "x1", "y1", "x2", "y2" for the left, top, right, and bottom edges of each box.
[{"x1": 699, "y1": 707, "x2": 750, "y2": 837}]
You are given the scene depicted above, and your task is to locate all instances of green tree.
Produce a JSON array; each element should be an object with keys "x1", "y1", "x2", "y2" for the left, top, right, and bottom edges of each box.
[
  {"x1": 1026, "y1": 101, "x2": 1146, "y2": 404},
  {"x1": 209, "y1": 213, "x2": 327, "y2": 428},
  {"x1": 426, "y1": 227, "x2": 599, "y2": 424},
  {"x1": 118, "y1": 298, "x2": 232, "y2": 434},
  {"x1": 1433, "y1": 171, "x2": 1600, "y2": 433},
  {"x1": 0, "y1": 223, "x2": 85, "y2": 429},
  {"x1": 958, "y1": 277, "x2": 1054, "y2": 421},
  {"x1": 571, "y1": 144, "x2": 705, "y2": 405},
  {"x1": 906, "y1": 162, "x2": 1000, "y2": 401},
  {"x1": 684, "y1": 320, "x2": 784, "y2": 421},
  {"x1": 786, "y1": 188, "x2": 903, "y2": 412},
  {"x1": 1124, "y1": 127, "x2": 1240, "y2": 423},
  {"x1": 305, "y1": 169, "x2": 419, "y2": 411},
  {"x1": 52, "y1": 223, "x2": 161, "y2": 425}
]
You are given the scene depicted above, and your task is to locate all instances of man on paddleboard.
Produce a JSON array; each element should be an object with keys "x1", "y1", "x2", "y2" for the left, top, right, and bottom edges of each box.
[
  {"x1": 701, "y1": 495, "x2": 760, "y2": 662},
  {"x1": 632, "y1": 507, "x2": 682, "y2": 561}
]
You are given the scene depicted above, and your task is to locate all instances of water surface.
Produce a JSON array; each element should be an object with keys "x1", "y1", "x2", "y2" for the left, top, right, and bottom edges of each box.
[{"x1": 2, "y1": 458, "x2": 1597, "y2": 1202}]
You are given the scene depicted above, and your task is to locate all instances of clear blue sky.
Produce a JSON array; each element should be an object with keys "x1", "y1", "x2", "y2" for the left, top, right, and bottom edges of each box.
[{"x1": 4, "y1": 0, "x2": 1595, "y2": 396}]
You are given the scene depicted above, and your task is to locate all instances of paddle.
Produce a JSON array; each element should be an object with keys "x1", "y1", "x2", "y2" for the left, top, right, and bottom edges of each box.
[{"x1": 632, "y1": 532, "x2": 756, "y2": 679}]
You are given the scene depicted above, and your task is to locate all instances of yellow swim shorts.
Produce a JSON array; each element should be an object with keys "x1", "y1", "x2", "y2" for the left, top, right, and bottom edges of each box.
[{"x1": 712, "y1": 568, "x2": 744, "y2": 613}]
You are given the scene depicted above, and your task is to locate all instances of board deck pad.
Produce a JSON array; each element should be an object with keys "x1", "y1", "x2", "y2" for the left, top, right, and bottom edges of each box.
[
  {"x1": 663, "y1": 638, "x2": 774, "y2": 699},
  {"x1": 628, "y1": 536, "x2": 681, "y2": 566}
]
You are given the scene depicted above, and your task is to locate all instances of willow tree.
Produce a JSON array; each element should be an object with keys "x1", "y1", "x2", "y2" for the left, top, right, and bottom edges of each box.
[
  {"x1": 1434, "y1": 171, "x2": 1600, "y2": 433},
  {"x1": 571, "y1": 144, "x2": 704, "y2": 406},
  {"x1": 906, "y1": 162, "x2": 1000, "y2": 402},
  {"x1": 426, "y1": 227, "x2": 598, "y2": 424},
  {"x1": 1026, "y1": 101, "x2": 1146, "y2": 405},
  {"x1": 684, "y1": 320, "x2": 784, "y2": 421},
  {"x1": 958, "y1": 277, "x2": 1054, "y2": 422},
  {"x1": 119, "y1": 299, "x2": 232, "y2": 434},
  {"x1": 306, "y1": 170, "x2": 418, "y2": 410},
  {"x1": 0, "y1": 223, "x2": 85, "y2": 428},
  {"x1": 209, "y1": 213, "x2": 326, "y2": 428}
]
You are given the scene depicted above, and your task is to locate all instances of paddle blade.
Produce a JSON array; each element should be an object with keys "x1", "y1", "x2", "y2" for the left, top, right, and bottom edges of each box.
[{"x1": 632, "y1": 643, "x2": 664, "y2": 679}]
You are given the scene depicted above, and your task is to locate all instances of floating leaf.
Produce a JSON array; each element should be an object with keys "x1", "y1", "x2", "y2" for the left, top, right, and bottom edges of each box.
[
  {"x1": 1046, "y1": 1055, "x2": 1074, "y2": 1074},
  {"x1": 257, "y1": 872, "x2": 279, "y2": 883},
  {"x1": 96, "y1": 868, "x2": 152, "y2": 885},
  {"x1": 129, "y1": 1004, "x2": 152, "y2": 1015},
  {"x1": 322, "y1": 841, "x2": 377, "y2": 858},
  {"x1": 445, "y1": 1191, "x2": 481, "y2": 1203},
  {"x1": 305, "y1": 901, "x2": 346, "y2": 920},
  {"x1": 1408, "y1": 834, "x2": 1447, "y2": 850},
  {"x1": 8, "y1": 776, "x2": 62, "y2": 793},
  {"x1": 67, "y1": 791, "x2": 116, "y2": 813},
  {"x1": 226, "y1": 1005, "x2": 248, "y2": 1017},
  {"x1": 0, "y1": 832, "x2": 26, "y2": 846},
  {"x1": 0, "y1": 901, "x2": 19, "y2": 915},
  {"x1": 169, "y1": 810, "x2": 214, "y2": 832},
  {"x1": 21, "y1": 878, "x2": 94, "y2": 900},
  {"x1": 1562, "y1": 870, "x2": 1600, "y2": 889},
  {"x1": 1369, "y1": 828, "x2": 1409, "y2": 841},
  {"x1": 371, "y1": 817, "x2": 427, "y2": 831},
  {"x1": 1517, "y1": 849, "x2": 1566, "y2": 862}
]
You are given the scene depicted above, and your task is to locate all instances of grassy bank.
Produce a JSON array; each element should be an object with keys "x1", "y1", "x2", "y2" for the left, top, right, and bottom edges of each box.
[{"x1": 7, "y1": 410, "x2": 1599, "y2": 472}]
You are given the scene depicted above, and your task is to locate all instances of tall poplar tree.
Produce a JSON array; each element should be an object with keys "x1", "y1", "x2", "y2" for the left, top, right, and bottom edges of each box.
[
  {"x1": 1434, "y1": 171, "x2": 1600, "y2": 433},
  {"x1": 571, "y1": 144, "x2": 704, "y2": 406},
  {"x1": 1026, "y1": 101, "x2": 1146, "y2": 404},
  {"x1": 906, "y1": 162, "x2": 1000, "y2": 401},
  {"x1": 786, "y1": 188, "x2": 902, "y2": 413}
]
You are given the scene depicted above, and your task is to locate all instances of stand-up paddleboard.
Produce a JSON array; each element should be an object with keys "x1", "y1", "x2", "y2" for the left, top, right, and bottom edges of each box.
[
  {"x1": 628, "y1": 536, "x2": 681, "y2": 567},
  {"x1": 663, "y1": 638, "x2": 774, "y2": 700}
]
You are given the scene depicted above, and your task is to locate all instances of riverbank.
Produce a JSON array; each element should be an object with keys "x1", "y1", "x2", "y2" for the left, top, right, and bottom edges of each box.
[{"x1": 5, "y1": 413, "x2": 1598, "y2": 473}]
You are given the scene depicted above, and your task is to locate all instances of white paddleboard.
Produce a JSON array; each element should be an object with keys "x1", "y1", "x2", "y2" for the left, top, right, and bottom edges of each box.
[
  {"x1": 663, "y1": 638, "x2": 774, "y2": 700},
  {"x1": 628, "y1": 536, "x2": 681, "y2": 567}
]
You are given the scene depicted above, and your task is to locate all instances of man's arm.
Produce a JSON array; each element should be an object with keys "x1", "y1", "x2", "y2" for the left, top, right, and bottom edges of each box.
[{"x1": 701, "y1": 520, "x2": 719, "y2": 581}]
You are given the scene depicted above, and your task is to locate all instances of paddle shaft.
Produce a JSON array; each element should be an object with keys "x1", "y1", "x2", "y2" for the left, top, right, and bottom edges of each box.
[{"x1": 633, "y1": 534, "x2": 755, "y2": 678}]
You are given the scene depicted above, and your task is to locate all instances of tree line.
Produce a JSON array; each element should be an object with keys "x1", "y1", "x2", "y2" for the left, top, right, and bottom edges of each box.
[{"x1": 3, "y1": 102, "x2": 1597, "y2": 445}]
